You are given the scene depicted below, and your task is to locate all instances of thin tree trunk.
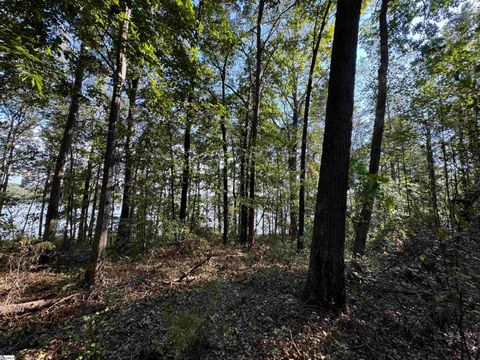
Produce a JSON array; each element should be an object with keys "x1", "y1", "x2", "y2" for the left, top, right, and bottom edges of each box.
[
  {"x1": 247, "y1": 0, "x2": 265, "y2": 248},
  {"x1": 38, "y1": 164, "x2": 52, "y2": 238},
  {"x1": 220, "y1": 63, "x2": 229, "y2": 245},
  {"x1": 43, "y1": 44, "x2": 86, "y2": 242},
  {"x1": 78, "y1": 151, "x2": 93, "y2": 242},
  {"x1": 85, "y1": 8, "x2": 130, "y2": 286},
  {"x1": 189, "y1": 161, "x2": 201, "y2": 230},
  {"x1": 239, "y1": 100, "x2": 250, "y2": 245},
  {"x1": 117, "y1": 77, "x2": 139, "y2": 250},
  {"x1": 298, "y1": 0, "x2": 333, "y2": 251},
  {"x1": 289, "y1": 91, "x2": 299, "y2": 242},
  {"x1": 168, "y1": 127, "x2": 176, "y2": 220},
  {"x1": 353, "y1": 0, "x2": 389, "y2": 256},
  {"x1": 0, "y1": 135, "x2": 16, "y2": 216},
  {"x1": 302, "y1": 0, "x2": 362, "y2": 309},
  {"x1": 441, "y1": 139, "x2": 454, "y2": 227},
  {"x1": 88, "y1": 165, "x2": 101, "y2": 243},
  {"x1": 179, "y1": 119, "x2": 191, "y2": 222},
  {"x1": 0, "y1": 113, "x2": 19, "y2": 216},
  {"x1": 63, "y1": 149, "x2": 75, "y2": 249},
  {"x1": 110, "y1": 172, "x2": 116, "y2": 233},
  {"x1": 425, "y1": 122, "x2": 440, "y2": 228}
]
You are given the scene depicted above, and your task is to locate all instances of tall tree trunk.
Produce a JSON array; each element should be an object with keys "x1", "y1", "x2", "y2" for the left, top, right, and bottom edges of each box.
[
  {"x1": 220, "y1": 64, "x2": 229, "y2": 245},
  {"x1": 302, "y1": 0, "x2": 362, "y2": 309},
  {"x1": 85, "y1": 7, "x2": 130, "y2": 286},
  {"x1": 117, "y1": 77, "x2": 139, "y2": 250},
  {"x1": 289, "y1": 92, "x2": 299, "y2": 242},
  {"x1": 247, "y1": 0, "x2": 265, "y2": 248},
  {"x1": 425, "y1": 122, "x2": 440, "y2": 228},
  {"x1": 78, "y1": 151, "x2": 93, "y2": 242},
  {"x1": 239, "y1": 99, "x2": 250, "y2": 245},
  {"x1": 353, "y1": 0, "x2": 389, "y2": 256},
  {"x1": 179, "y1": 0, "x2": 204, "y2": 223},
  {"x1": 298, "y1": 0, "x2": 332, "y2": 251},
  {"x1": 43, "y1": 44, "x2": 86, "y2": 242}
]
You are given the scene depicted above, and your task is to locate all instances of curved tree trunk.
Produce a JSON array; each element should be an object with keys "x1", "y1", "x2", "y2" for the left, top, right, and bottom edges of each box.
[
  {"x1": 353, "y1": 0, "x2": 389, "y2": 256},
  {"x1": 43, "y1": 44, "x2": 86, "y2": 242},
  {"x1": 302, "y1": 0, "x2": 362, "y2": 309},
  {"x1": 298, "y1": 0, "x2": 332, "y2": 252}
]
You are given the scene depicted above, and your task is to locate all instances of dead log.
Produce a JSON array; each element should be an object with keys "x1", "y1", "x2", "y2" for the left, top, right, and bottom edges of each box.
[
  {"x1": 0, "y1": 298, "x2": 59, "y2": 316},
  {"x1": 0, "y1": 292, "x2": 82, "y2": 316}
]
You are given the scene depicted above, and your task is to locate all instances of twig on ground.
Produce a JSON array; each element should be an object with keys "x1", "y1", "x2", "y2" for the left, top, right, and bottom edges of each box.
[{"x1": 289, "y1": 329, "x2": 302, "y2": 357}]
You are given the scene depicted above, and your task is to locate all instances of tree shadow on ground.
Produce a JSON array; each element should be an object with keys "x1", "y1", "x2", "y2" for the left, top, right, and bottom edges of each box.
[{"x1": 1, "y1": 243, "x2": 475, "y2": 359}]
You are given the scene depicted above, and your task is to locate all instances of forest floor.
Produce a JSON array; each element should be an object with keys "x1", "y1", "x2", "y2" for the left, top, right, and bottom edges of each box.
[{"x1": 0, "y1": 232, "x2": 479, "y2": 359}]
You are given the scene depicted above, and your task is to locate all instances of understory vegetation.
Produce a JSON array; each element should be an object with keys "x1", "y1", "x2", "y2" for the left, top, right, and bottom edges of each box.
[{"x1": 0, "y1": 230, "x2": 478, "y2": 359}]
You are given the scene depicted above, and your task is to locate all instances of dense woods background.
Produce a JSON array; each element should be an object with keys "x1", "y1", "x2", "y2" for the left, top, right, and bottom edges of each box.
[{"x1": 0, "y1": 0, "x2": 479, "y2": 358}]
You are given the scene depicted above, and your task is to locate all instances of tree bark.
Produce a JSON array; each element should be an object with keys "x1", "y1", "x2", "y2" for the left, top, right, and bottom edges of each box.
[
  {"x1": 302, "y1": 0, "x2": 362, "y2": 309},
  {"x1": 298, "y1": 0, "x2": 332, "y2": 252},
  {"x1": 43, "y1": 44, "x2": 86, "y2": 242},
  {"x1": 247, "y1": 0, "x2": 265, "y2": 248},
  {"x1": 117, "y1": 77, "x2": 139, "y2": 250},
  {"x1": 353, "y1": 0, "x2": 389, "y2": 256},
  {"x1": 85, "y1": 7, "x2": 130, "y2": 287}
]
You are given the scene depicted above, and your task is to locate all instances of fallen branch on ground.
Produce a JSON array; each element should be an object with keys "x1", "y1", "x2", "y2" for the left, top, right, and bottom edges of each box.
[
  {"x1": 160, "y1": 252, "x2": 242, "y2": 286},
  {"x1": 176, "y1": 254, "x2": 213, "y2": 282}
]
